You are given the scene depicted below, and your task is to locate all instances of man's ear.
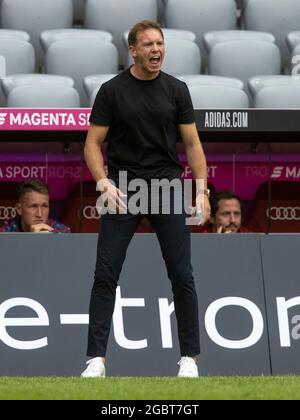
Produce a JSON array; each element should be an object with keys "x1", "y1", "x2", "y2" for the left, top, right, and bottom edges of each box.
[
  {"x1": 129, "y1": 45, "x2": 137, "y2": 58},
  {"x1": 16, "y1": 202, "x2": 22, "y2": 216}
]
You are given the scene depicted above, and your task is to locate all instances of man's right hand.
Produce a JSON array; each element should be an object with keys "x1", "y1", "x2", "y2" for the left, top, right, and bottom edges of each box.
[
  {"x1": 30, "y1": 223, "x2": 54, "y2": 233},
  {"x1": 97, "y1": 179, "x2": 127, "y2": 214}
]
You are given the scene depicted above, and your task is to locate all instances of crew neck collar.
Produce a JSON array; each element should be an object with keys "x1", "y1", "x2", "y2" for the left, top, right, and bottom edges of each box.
[{"x1": 128, "y1": 66, "x2": 161, "y2": 83}]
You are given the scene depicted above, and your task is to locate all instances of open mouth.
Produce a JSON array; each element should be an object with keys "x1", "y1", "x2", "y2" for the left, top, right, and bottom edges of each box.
[{"x1": 149, "y1": 56, "x2": 160, "y2": 66}]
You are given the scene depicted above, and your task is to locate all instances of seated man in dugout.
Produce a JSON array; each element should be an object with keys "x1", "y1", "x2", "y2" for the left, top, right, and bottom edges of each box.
[
  {"x1": 200, "y1": 190, "x2": 251, "y2": 234},
  {"x1": 0, "y1": 179, "x2": 71, "y2": 233}
]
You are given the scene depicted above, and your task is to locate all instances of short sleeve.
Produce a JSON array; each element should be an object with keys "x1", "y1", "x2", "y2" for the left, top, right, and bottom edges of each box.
[
  {"x1": 89, "y1": 83, "x2": 113, "y2": 126},
  {"x1": 176, "y1": 82, "x2": 195, "y2": 124}
]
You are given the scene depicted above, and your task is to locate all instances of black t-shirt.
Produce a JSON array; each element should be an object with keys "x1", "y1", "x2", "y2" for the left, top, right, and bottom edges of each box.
[{"x1": 89, "y1": 68, "x2": 195, "y2": 181}]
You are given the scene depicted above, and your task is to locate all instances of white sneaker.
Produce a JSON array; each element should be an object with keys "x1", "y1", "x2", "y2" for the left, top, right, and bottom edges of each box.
[
  {"x1": 81, "y1": 357, "x2": 106, "y2": 378},
  {"x1": 177, "y1": 356, "x2": 199, "y2": 378}
]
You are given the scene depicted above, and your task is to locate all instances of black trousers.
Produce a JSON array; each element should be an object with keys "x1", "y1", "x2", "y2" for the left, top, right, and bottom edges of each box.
[{"x1": 87, "y1": 190, "x2": 200, "y2": 358}]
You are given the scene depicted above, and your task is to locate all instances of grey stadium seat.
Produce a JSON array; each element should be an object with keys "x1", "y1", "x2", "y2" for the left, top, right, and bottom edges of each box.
[
  {"x1": 165, "y1": 0, "x2": 237, "y2": 61},
  {"x1": 83, "y1": 74, "x2": 117, "y2": 99},
  {"x1": 89, "y1": 86, "x2": 101, "y2": 107},
  {"x1": 1, "y1": 0, "x2": 73, "y2": 65},
  {"x1": 243, "y1": 0, "x2": 300, "y2": 65},
  {"x1": 203, "y1": 30, "x2": 275, "y2": 53},
  {"x1": 178, "y1": 75, "x2": 244, "y2": 90},
  {"x1": 0, "y1": 29, "x2": 30, "y2": 41},
  {"x1": 84, "y1": 0, "x2": 157, "y2": 67},
  {"x1": 248, "y1": 75, "x2": 300, "y2": 101},
  {"x1": 45, "y1": 39, "x2": 118, "y2": 106},
  {"x1": 188, "y1": 85, "x2": 249, "y2": 109},
  {"x1": 0, "y1": 38, "x2": 35, "y2": 105},
  {"x1": 40, "y1": 29, "x2": 113, "y2": 53},
  {"x1": 1, "y1": 74, "x2": 75, "y2": 97},
  {"x1": 7, "y1": 84, "x2": 80, "y2": 108},
  {"x1": 127, "y1": 38, "x2": 201, "y2": 76},
  {"x1": 208, "y1": 40, "x2": 281, "y2": 95},
  {"x1": 254, "y1": 85, "x2": 300, "y2": 109}
]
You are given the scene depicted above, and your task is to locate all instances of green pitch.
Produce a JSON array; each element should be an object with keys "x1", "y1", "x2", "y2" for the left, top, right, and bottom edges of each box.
[{"x1": 1, "y1": 376, "x2": 300, "y2": 400}]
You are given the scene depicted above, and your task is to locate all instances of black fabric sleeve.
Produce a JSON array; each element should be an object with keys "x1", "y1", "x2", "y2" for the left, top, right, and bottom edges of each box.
[
  {"x1": 89, "y1": 83, "x2": 112, "y2": 126},
  {"x1": 176, "y1": 82, "x2": 195, "y2": 124}
]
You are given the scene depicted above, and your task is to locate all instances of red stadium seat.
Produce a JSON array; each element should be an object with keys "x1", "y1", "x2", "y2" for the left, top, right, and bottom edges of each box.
[
  {"x1": 0, "y1": 182, "x2": 18, "y2": 226},
  {"x1": 245, "y1": 181, "x2": 300, "y2": 233},
  {"x1": 61, "y1": 181, "x2": 154, "y2": 233}
]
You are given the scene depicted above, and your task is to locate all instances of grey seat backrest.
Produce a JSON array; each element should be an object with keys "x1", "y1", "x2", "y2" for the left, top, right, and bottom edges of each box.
[
  {"x1": 248, "y1": 75, "x2": 300, "y2": 100},
  {"x1": 165, "y1": 0, "x2": 237, "y2": 61},
  {"x1": 45, "y1": 39, "x2": 118, "y2": 106},
  {"x1": 254, "y1": 85, "x2": 300, "y2": 108},
  {"x1": 83, "y1": 74, "x2": 117, "y2": 98},
  {"x1": 204, "y1": 30, "x2": 275, "y2": 53},
  {"x1": 0, "y1": 29, "x2": 30, "y2": 41},
  {"x1": 84, "y1": 0, "x2": 157, "y2": 67},
  {"x1": 188, "y1": 84, "x2": 249, "y2": 108},
  {"x1": 40, "y1": 29, "x2": 113, "y2": 53},
  {"x1": 1, "y1": 74, "x2": 75, "y2": 97},
  {"x1": 1, "y1": 0, "x2": 73, "y2": 66},
  {"x1": 209, "y1": 40, "x2": 281, "y2": 95},
  {"x1": 178, "y1": 74, "x2": 244, "y2": 90},
  {"x1": 7, "y1": 84, "x2": 80, "y2": 108},
  {"x1": 243, "y1": 0, "x2": 300, "y2": 65}
]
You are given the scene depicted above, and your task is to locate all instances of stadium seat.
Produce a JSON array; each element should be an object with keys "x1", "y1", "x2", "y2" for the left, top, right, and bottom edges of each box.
[
  {"x1": 1, "y1": 74, "x2": 75, "y2": 97},
  {"x1": 178, "y1": 75, "x2": 244, "y2": 90},
  {"x1": 127, "y1": 38, "x2": 201, "y2": 76},
  {"x1": 203, "y1": 30, "x2": 275, "y2": 53},
  {"x1": 7, "y1": 84, "x2": 80, "y2": 107},
  {"x1": 0, "y1": 39, "x2": 35, "y2": 74},
  {"x1": 40, "y1": 29, "x2": 113, "y2": 53},
  {"x1": 45, "y1": 39, "x2": 118, "y2": 106},
  {"x1": 0, "y1": 38, "x2": 35, "y2": 106},
  {"x1": 1, "y1": 0, "x2": 73, "y2": 66},
  {"x1": 84, "y1": 0, "x2": 157, "y2": 67},
  {"x1": 245, "y1": 181, "x2": 300, "y2": 233},
  {"x1": 0, "y1": 29, "x2": 30, "y2": 41},
  {"x1": 243, "y1": 0, "x2": 300, "y2": 66},
  {"x1": 248, "y1": 75, "x2": 300, "y2": 101},
  {"x1": 165, "y1": 0, "x2": 237, "y2": 61},
  {"x1": 83, "y1": 74, "x2": 117, "y2": 105},
  {"x1": 60, "y1": 181, "x2": 100, "y2": 233},
  {"x1": 0, "y1": 181, "x2": 19, "y2": 227},
  {"x1": 188, "y1": 85, "x2": 249, "y2": 108},
  {"x1": 208, "y1": 40, "x2": 281, "y2": 97},
  {"x1": 254, "y1": 85, "x2": 300, "y2": 109}
]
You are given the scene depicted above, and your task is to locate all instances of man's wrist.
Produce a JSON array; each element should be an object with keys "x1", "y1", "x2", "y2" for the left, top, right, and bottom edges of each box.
[
  {"x1": 96, "y1": 178, "x2": 110, "y2": 192},
  {"x1": 196, "y1": 188, "x2": 210, "y2": 198}
]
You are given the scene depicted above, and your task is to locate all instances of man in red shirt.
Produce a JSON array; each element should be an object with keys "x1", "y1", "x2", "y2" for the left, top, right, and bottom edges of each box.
[{"x1": 200, "y1": 190, "x2": 251, "y2": 234}]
